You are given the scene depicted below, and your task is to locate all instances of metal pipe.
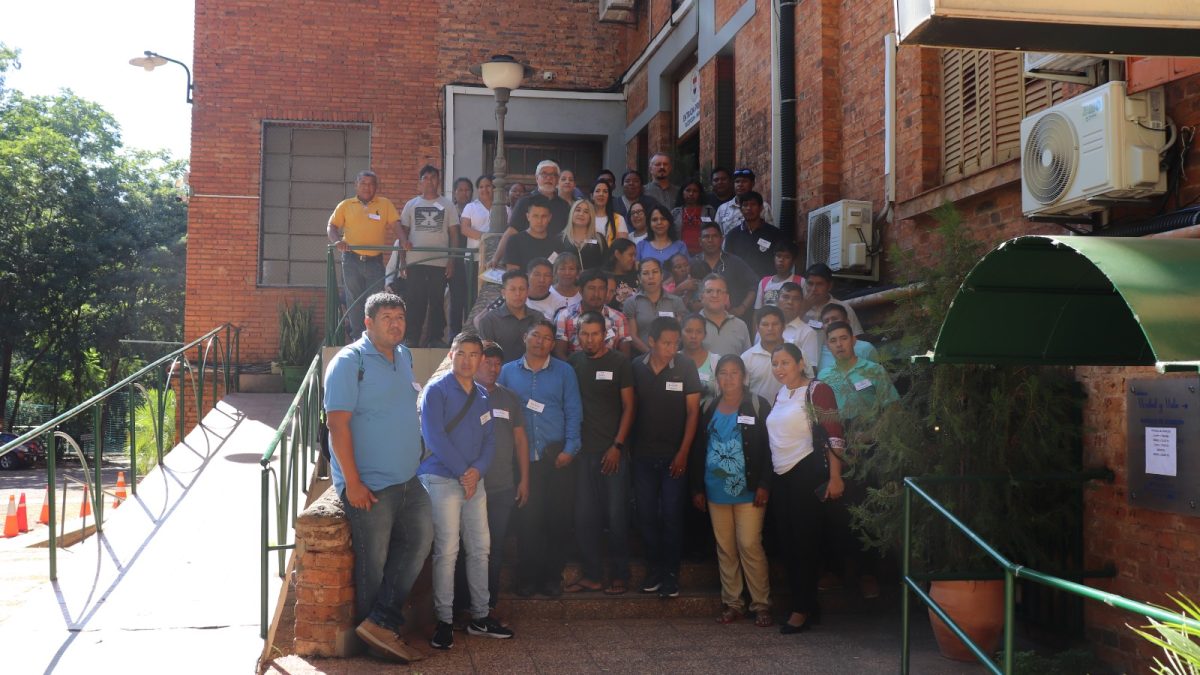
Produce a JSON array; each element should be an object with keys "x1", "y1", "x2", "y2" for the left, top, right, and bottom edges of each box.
[
  {"x1": 901, "y1": 484, "x2": 912, "y2": 674},
  {"x1": 93, "y1": 407, "x2": 103, "y2": 532},
  {"x1": 777, "y1": 0, "x2": 798, "y2": 242},
  {"x1": 884, "y1": 33, "x2": 897, "y2": 219},
  {"x1": 129, "y1": 385, "x2": 137, "y2": 496},
  {"x1": 47, "y1": 432, "x2": 57, "y2": 579}
]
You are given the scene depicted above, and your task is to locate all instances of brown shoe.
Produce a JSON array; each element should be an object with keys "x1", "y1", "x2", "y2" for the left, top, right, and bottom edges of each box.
[{"x1": 356, "y1": 618, "x2": 425, "y2": 663}]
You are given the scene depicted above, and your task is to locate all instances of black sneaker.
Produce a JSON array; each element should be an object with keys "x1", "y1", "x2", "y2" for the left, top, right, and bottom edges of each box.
[
  {"x1": 468, "y1": 616, "x2": 514, "y2": 639},
  {"x1": 640, "y1": 573, "x2": 662, "y2": 594},
  {"x1": 658, "y1": 573, "x2": 680, "y2": 599},
  {"x1": 430, "y1": 621, "x2": 454, "y2": 650}
]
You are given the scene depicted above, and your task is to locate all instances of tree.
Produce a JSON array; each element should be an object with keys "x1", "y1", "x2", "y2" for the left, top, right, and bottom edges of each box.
[{"x1": 0, "y1": 42, "x2": 187, "y2": 422}]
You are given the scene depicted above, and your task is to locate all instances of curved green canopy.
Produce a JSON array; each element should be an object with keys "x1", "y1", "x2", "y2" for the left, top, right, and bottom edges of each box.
[{"x1": 921, "y1": 235, "x2": 1200, "y2": 372}]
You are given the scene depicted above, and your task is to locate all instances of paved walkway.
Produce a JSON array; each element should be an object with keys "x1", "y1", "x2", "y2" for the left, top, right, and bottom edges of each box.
[
  {"x1": 266, "y1": 613, "x2": 980, "y2": 674},
  {"x1": 0, "y1": 393, "x2": 293, "y2": 675}
]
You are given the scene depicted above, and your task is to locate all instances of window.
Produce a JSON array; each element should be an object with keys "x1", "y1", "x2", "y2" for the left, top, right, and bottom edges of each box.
[
  {"x1": 941, "y1": 50, "x2": 1065, "y2": 183},
  {"x1": 483, "y1": 132, "x2": 604, "y2": 189},
  {"x1": 260, "y1": 123, "x2": 370, "y2": 286}
]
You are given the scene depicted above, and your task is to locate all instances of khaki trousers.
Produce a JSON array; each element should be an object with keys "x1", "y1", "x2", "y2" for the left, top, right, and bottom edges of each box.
[{"x1": 708, "y1": 501, "x2": 770, "y2": 612}]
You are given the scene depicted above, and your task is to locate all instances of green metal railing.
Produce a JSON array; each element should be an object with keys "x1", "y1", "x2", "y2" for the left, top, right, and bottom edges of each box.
[
  {"x1": 324, "y1": 244, "x2": 479, "y2": 346},
  {"x1": 900, "y1": 473, "x2": 1200, "y2": 673},
  {"x1": 0, "y1": 323, "x2": 240, "y2": 579},
  {"x1": 259, "y1": 351, "x2": 323, "y2": 638}
]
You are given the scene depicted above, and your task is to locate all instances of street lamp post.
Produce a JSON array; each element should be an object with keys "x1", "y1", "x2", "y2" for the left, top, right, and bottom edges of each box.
[
  {"x1": 470, "y1": 55, "x2": 534, "y2": 236},
  {"x1": 129, "y1": 50, "x2": 194, "y2": 104}
]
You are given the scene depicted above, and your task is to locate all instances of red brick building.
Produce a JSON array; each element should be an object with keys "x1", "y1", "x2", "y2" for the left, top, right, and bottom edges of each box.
[{"x1": 188, "y1": 1, "x2": 1200, "y2": 668}]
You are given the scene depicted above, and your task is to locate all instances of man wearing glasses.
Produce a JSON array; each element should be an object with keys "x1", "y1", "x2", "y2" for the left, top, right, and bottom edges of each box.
[
  {"x1": 688, "y1": 223, "x2": 757, "y2": 319},
  {"x1": 716, "y1": 167, "x2": 775, "y2": 237},
  {"x1": 489, "y1": 160, "x2": 571, "y2": 268}
]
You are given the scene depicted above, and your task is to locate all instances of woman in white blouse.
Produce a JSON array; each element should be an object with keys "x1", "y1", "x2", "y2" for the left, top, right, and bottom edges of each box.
[{"x1": 765, "y1": 343, "x2": 845, "y2": 635}]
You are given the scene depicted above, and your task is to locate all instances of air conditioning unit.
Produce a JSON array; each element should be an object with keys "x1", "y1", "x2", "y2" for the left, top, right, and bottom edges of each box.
[
  {"x1": 1021, "y1": 81, "x2": 1168, "y2": 218},
  {"x1": 806, "y1": 200, "x2": 876, "y2": 280}
]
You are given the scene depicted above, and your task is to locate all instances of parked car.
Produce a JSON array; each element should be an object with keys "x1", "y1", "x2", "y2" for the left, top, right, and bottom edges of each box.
[{"x1": 0, "y1": 432, "x2": 44, "y2": 470}]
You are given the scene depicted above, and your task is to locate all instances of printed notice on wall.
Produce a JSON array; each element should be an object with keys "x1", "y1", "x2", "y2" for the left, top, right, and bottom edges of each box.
[{"x1": 1145, "y1": 426, "x2": 1178, "y2": 477}]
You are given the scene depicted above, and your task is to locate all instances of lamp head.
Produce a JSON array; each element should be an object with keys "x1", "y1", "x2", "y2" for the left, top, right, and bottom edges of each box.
[
  {"x1": 129, "y1": 51, "x2": 168, "y2": 71},
  {"x1": 469, "y1": 54, "x2": 534, "y2": 92}
]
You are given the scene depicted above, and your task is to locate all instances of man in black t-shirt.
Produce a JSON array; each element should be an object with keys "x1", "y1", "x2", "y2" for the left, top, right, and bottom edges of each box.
[
  {"x1": 567, "y1": 311, "x2": 636, "y2": 594},
  {"x1": 630, "y1": 316, "x2": 702, "y2": 599},
  {"x1": 504, "y1": 203, "x2": 560, "y2": 271},
  {"x1": 490, "y1": 159, "x2": 571, "y2": 268}
]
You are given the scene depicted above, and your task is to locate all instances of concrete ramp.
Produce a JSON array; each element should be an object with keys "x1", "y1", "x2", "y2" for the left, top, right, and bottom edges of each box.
[{"x1": 0, "y1": 393, "x2": 292, "y2": 675}]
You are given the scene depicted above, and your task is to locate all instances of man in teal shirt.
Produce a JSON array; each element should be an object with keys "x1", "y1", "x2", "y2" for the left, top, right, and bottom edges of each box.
[{"x1": 818, "y1": 321, "x2": 898, "y2": 424}]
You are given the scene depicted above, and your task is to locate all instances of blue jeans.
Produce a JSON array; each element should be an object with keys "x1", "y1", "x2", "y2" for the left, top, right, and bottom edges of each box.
[
  {"x1": 633, "y1": 455, "x2": 686, "y2": 578},
  {"x1": 341, "y1": 253, "x2": 385, "y2": 338},
  {"x1": 576, "y1": 452, "x2": 631, "y2": 582},
  {"x1": 420, "y1": 474, "x2": 490, "y2": 623},
  {"x1": 343, "y1": 477, "x2": 433, "y2": 631},
  {"x1": 454, "y1": 485, "x2": 516, "y2": 610}
]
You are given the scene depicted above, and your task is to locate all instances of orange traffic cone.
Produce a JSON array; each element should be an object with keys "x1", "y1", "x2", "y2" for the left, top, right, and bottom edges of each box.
[
  {"x1": 80, "y1": 484, "x2": 92, "y2": 518},
  {"x1": 112, "y1": 471, "x2": 127, "y2": 509},
  {"x1": 16, "y1": 493, "x2": 28, "y2": 532},
  {"x1": 3, "y1": 495, "x2": 17, "y2": 538},
  {"x1": 38, "y1": 485, "x2": 50, "y2": 526}
]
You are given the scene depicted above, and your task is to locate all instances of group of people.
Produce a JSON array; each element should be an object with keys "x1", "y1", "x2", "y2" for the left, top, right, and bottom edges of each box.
[{"x1": 323, "y1": 157, "x2": 901, "y2": 664}]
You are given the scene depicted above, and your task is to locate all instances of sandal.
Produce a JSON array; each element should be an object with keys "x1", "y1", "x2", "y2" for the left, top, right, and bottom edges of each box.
[
  {"x1": 563, "y1": 579, "x2": 603, "y2": 593},
  {"x1": 754, "y1": 610, "x2": 774, "y2": 628},
  {"x1": 604, "y1": 579, "x2": 628, "y2": 595},
  {"x1": 717, "y1": 607, "x2": 742, "y2": 624}
]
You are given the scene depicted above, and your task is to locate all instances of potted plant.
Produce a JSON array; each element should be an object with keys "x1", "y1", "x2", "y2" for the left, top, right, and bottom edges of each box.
[
  {"x1": 849, "y1": 204, "x2": 1083, "y2": 661},
  {"x1": 278, "y1": 302, "x2": 318, "y2": 393}
]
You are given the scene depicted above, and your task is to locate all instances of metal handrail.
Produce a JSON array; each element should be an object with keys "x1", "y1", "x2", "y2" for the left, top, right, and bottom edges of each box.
[
  {"x1": 324, "y1": 243, "x2": 479, "y2": 346},
  {"x1": 259, "y1": 351, "x2": 323, "y2": 638},
  {"x1": 0, "y1": 323, "x2": 240, "y2": 579},
  {"x1": 900, "y1": 474, "x2": 1200, "y2": 673}
]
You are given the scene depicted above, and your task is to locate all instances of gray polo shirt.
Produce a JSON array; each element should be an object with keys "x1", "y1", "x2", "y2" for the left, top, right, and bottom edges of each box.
[
  {"x1": 644, "y1": 182, "x2": 680, "y2": 210},
  {"x1": 701, "y1": 311, "x2": 751, "y2": 357},
  {"x1": 622, "y1": 292, "x2": 688, "y2": 343},
  {"x1": 478, "y1": 304, "x2": 545, "y2": 363}
]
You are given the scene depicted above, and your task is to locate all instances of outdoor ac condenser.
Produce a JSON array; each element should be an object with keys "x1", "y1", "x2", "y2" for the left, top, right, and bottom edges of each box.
[
  {"x1": 1021, "y1": 81, "x2": 1168, "y2": 217},
  {"x1": 805, "y1": 199, "x2": 877, "y2": 280}
]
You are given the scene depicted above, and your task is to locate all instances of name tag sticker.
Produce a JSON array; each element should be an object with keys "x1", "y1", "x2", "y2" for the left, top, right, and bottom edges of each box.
[
  {"x1": 853, "y1": 379, "x2": 874, "y2": 392},
  {"x1": 808, "y1": 320, "x2": 824, "y2": 329},
  {"x1": 586, "y1": 238, "x2": 599, "y2": 245},
  {"x1": 596, "y1": 371, "x2": 614, "y2": 381},
  {"x1": 412, "y1": 381, "x2": 422, "y2": 392},
  {"x1": 658, "y1": 311, "x2": 674, "y2": 317},
  {"x1": 433, "y1": 202, "x2": 445, "y2": 211},
  {"x1": 368, "y1": 213, "x2": 381, "y2": 220},
  {"x1": 666, "y1": 381, "x2": 683, "y2": 392},
  {"x1": 757, "y1": 238, "x2": 771, "y2": 251},
  {"x1": 526, "y1": 399, "x2": 545, "y2": 413},
  {"x1": 699, "y1": 373, "x2": 711, "y2": 383},
  {"x1": 548, "y1": 252, "x2": 559, "y2": 264},
  {"x1": 492, "y1": 408, "x2": 510, "y2": 420},
  {"x1": 479, "y1": 412, "x2": 492, "y2": 425},
  {"x1": 701, "y1": 216, "x2": 713, "y2": 223},
  {"x1": 737, "y1": 415, "x2": 756, "y2": 425}
]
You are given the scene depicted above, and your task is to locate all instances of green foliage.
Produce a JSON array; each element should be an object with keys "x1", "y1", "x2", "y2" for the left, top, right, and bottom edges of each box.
[
  {"x1": 278, "y1": 303, "x2": 318, "y2": 366},
  {"x1": 1003, "y1": 648, "x2": 1100, "y2": 674},
  {"x1": 1130, "y1": 595, "x2": 1200, "y2": 675},
  {"x1": 0, "y1": 44, "x2": 186, "y2": 419},
  {"x1": 849, "y1": 204, "x2": 1083, "y2": 570},
  {"x1": 133, "y1": 388, "x2": 176, "y2": 472}
]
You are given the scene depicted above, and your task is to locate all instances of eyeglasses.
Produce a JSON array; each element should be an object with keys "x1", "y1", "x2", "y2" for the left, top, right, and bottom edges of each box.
[{"x1": 537, "y1": 171, "x2": 559, "y2": 178}]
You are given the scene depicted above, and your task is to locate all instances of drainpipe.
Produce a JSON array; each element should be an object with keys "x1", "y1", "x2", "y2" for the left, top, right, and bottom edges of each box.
[
  {"x1": 778, "y1": 0, "x2": 798, "y2": 243},
  {"x1": 884, "y1": 32, "x2": 897, "y2": 222}
]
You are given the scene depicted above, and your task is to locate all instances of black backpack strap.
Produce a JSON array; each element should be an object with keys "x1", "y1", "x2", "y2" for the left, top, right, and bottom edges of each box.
[{"x1": 444, "y1": 384, "x2": 479, "y2": 435}]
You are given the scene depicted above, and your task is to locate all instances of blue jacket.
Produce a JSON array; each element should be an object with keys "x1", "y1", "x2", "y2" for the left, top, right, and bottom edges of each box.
[
  {"x1": 498, "y1": 355, "x2": 582, "y2": 460},
  {"x1": 418, "y1": 371, "x2": 495, "y2": 479}
]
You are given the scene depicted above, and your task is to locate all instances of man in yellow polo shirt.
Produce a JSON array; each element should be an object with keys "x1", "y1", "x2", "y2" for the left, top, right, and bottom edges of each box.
[{"x1": 328, "y1": 171, "x2": 406, "y2": 338}]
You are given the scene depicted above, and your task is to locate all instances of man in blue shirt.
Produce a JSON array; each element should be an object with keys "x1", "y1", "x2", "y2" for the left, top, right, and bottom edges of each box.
[
  {"x1": 419, "y1": 333, "x2": 512, "y2": 649},
  {"x1": 816, "y1": 303, "x2": 880, "y2": 373},
  {"x1": 497, "y1": 319, "x2": 583, "y2": 597},
  {"x1": 323, "y1": 292, "x2": 431, "y2": 664}
]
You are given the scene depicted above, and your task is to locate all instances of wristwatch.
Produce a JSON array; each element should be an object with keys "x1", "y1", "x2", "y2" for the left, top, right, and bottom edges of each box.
[{"x1": 615, "y1": 441, "x2": 627, "y2": 451}]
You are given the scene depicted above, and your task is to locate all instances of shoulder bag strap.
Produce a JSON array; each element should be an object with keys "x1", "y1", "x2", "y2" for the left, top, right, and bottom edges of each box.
[{"x1": 444, "y1": 384, "x2": 479, "y2": 435}]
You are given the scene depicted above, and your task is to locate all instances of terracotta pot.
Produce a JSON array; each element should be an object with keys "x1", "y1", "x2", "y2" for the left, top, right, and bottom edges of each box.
[{"x1": 927, "y1": 580, "x2": 1005, "y2": 662}]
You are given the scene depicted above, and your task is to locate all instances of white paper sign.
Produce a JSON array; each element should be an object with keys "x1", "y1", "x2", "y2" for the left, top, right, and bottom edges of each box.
[
  {"x1": 548, "y1": 252, "x2": 559, "y2": 264},
  {"x1": 737, "y1": 415, "x2": 755, "y2": 425},
  {"x1": 677, "y1": 64, "x2": 701, "y2": 137},
  {"x1": 526, "y1": 399, "x2": 545, "y2": 413},
  {"x1": 479, "y1": 412, "x2": 492, "y2": 425},
  {"x1": 596, "y1": 371, "x2": 614, "y2": 381},
  {"x1": 1145, "y1": 426, "x2": 1178, "y2": 476},
  {"x1": 666, "y1": 381, "x2": 683, "y2": 392},
  {"x1": 853, "y1": 379, "x2": 873, "y2": 392},
  {"x1": 492, "y1": 409, "x2": 510, "y2": 420}
]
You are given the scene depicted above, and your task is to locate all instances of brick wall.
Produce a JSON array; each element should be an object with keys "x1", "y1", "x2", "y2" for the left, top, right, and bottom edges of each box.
[{"x1": 730, "y1": 1, "x2": 773, "y2": 202}]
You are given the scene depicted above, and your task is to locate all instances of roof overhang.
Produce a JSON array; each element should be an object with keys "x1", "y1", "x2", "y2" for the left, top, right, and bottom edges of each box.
[
  {"x1": 917, "y1": 236, "x2": 1200, "y2": 373},
  {"x1": 895, "y1": 0, "x2": 1200, "y2": 57}
]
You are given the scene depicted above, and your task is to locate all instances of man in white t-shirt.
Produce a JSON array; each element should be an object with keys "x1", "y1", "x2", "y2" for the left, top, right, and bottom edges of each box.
[
  {"x1": 801, "y1": 263, "x2": 864, "y2": 336},
  {"x1": 395, "y1": 164, "x2": 459, "y2": 348},
  {"x1": 526, "y1": 257, "x2": 569, "y2": 320}
]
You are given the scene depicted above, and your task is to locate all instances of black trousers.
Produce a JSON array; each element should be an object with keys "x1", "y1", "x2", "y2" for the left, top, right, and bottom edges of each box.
[
  {"x1": 403, "y1": 264, "x2": 446, "y2": 347},
  {"x1": 772, "y1": 450, "x2": 826, "y2": 615},
  {"x1": 515, "y1": 454, "x2": 577, "y2": 588},
  {"x1": 447, "y1": 258, "x2": 466, "y2": 336}
]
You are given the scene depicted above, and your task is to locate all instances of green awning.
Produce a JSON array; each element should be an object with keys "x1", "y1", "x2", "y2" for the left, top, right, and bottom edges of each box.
[{"x1": 919, "y1": 235, "x2": 1200, "y2": 372}]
